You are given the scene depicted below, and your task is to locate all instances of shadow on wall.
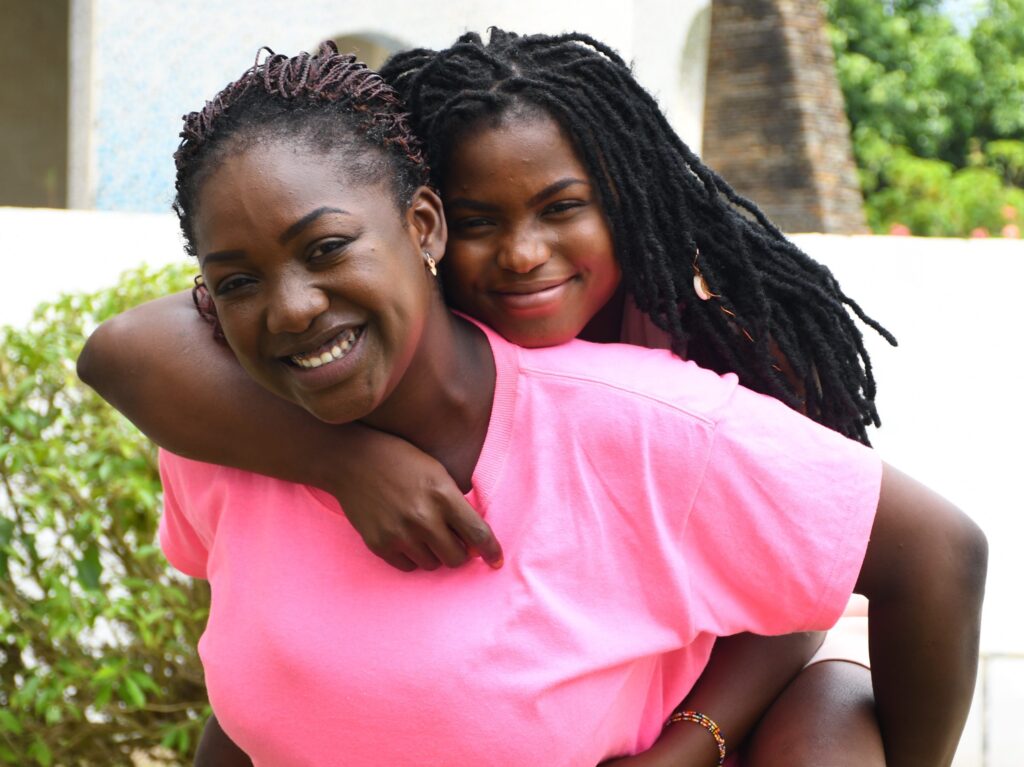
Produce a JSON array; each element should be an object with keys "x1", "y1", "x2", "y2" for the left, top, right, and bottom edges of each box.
[{"x1": 329, "y1": 32, "x2": 409, "y2": 69}]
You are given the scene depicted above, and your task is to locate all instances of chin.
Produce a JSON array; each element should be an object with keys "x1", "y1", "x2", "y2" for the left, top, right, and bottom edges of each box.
[
  {"x1": 294, "y1": 394, "x2": 369, "y2": 426},
  {"x1": 503, "y1": 325, "x2": 579, "y2": 349}
]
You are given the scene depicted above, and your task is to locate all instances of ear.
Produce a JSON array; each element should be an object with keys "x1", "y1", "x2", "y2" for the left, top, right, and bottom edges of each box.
[{"x1": 405, "y1": 186, "x2": 447, "y2": 263}]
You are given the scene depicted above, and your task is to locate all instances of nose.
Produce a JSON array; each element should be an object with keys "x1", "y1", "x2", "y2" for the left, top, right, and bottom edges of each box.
[
  {"x1": 497, "y1": 224, "x2": 550, "y2": 274},
  {"x1": 265, "y1": 270, "x2": 330, "y2": 335}
]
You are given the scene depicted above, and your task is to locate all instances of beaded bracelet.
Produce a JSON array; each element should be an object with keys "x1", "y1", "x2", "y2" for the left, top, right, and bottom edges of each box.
[{"x1": 665, "y1": 709, "x2": 726, "y2": 766}]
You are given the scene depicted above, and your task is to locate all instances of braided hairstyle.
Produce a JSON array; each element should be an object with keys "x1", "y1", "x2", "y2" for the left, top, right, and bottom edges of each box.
[
  {"x1": 174, "y1": 41, "x2": 428, "y2": 259},
  {"x1": 381, "y1": 29, "x2": 896, "y2": 444}
]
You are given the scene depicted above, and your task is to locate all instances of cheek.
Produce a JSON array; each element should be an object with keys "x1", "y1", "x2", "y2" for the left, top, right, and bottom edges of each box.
[
  {"x1": 441, "y1": 248, "x2": 488, "y2": 299},
  {"x1": 576, "y1": 229, "x2": 621, "y2": 296},
  {"x1": 215, "y1": 306, "x2": 270, "y2": 376}
]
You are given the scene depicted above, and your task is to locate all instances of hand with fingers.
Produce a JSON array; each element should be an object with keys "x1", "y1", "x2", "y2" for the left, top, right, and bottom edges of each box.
[{"x1": 328, "y1": 430, "x2": 504, "y2": 572}]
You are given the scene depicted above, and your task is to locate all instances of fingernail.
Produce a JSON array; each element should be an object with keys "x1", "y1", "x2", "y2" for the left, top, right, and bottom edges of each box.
[{"x1": 490, "y1": 556, "x2": 503, "y2": 569}]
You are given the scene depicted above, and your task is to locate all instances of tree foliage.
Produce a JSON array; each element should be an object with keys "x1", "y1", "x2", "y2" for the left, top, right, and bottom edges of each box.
[
  {"x1": 0, "y1": 264, "x2": 208, "y2": 766},
  {"x1": 825, "y1": 0, "x2": 1024, "y2": 236}
]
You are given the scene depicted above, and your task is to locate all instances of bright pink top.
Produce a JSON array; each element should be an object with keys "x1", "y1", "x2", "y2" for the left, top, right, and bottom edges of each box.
[{"x1": 159, "y1": 322, "x2": 881, "y2": 766}]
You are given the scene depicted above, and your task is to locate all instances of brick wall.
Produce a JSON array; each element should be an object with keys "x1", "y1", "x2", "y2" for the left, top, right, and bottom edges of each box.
[{"x1": 702, "y1": 0, "x2": 867, "y2": 233}]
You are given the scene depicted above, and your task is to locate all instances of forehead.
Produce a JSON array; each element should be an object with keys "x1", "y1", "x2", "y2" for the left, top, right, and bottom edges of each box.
[
  {"x1": 443, "y1": 112, "x2": 589, "y2": 187},
  {"x1": 194, "y1": 141, "x2": 398, "y2": 244}
]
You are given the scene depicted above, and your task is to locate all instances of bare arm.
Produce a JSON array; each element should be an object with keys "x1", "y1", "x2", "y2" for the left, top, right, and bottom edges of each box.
[
  {"x1": 855, "y1": 462, "x2": 987, "y2": 766},
  {"x1": 601, "y1": 632, "x2": 823, "y2": 767},
  {"x1": 76, "y1": 290, "x2": 502, "y2": 570},
  {"x1": 194, "y1": 713, "x2": 252, "y2": 767}
]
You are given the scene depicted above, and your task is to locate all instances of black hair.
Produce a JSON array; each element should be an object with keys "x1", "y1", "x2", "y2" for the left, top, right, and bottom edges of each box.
[
  {"x1": 173, "y1": 42, "x2": 428, "y2": 259},
  {"x1": 381, "y1": 29, "x2": 896, "y2": 444}
]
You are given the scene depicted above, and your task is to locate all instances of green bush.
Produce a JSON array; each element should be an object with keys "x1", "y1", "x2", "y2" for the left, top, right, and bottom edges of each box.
[
  {"x1": 864, "y1": 150, "x2": 1020, "y2": 236},
  {"x1": 0, "y1": 264, "x2": 209, "y2": 766},
  {"x1": 826, "y1": 0, "x2": 1024, "y2": 236}
]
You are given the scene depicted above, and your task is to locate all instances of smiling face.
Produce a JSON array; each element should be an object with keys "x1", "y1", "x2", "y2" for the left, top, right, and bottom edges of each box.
[
  {"x1": 441, "y1": 112, "x2": 621, "y2": 347},
  {"x1": 194, "y1": 140, "x2": 444, "y2": 424}
]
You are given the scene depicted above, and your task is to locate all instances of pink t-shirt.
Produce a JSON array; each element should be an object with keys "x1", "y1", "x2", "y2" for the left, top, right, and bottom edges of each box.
[{"x1": 159, "y1": 322, "x2": 881, "y2": 767}]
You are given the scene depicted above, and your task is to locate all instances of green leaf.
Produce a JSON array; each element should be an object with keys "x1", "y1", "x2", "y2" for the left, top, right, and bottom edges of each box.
[
  {"x1": 74, "y1": 544, "x2": 102, "y2": 591},
  {"x1": 26, "y1": 739, "x2": 52, "y2": 767},
  {"x1": 0, "y1": 709, "x2": 23, "y2": 735},
  {"x1": 121, "y1": 675, "x2": 146, "y2": 709},
  {"x1": 130, "y1": 669, "x2": 160, "y2": 693}
]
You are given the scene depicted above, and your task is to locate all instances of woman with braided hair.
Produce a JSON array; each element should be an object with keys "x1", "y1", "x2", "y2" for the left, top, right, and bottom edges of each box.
[
  {"x1": 381, "y1": 29, "x2": 896, "y2": 446},
  {"x1": 74, "y1": 37, "x2": 974, "y2": 765}
]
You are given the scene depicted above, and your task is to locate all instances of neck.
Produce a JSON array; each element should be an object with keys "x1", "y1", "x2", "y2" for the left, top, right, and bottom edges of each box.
[
  {"x1": 578, "y1": 283, "x2": 625, "y2": 343},
  {"x1": 360, "y1": 303, "x2": 495, "y2": 491}
]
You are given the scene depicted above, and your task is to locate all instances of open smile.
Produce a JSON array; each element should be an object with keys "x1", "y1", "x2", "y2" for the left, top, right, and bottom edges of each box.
[{"x1": 285, "y1": 326, "x2": 364, "y2": 369}]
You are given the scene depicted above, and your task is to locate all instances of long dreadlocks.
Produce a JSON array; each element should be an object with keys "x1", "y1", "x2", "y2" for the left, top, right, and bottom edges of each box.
[{"x1": 381, "y1": 29, "x2": 896, "y2": 444}]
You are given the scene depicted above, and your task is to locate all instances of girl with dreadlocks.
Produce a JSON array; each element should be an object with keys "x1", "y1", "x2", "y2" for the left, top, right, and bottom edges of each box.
[
  {"x1": 75, "y1": 33, "x2": 961, "y2": 767},
  {"x1": 375, "y1": 30, "x2": 901, "y2": 764},
  {"x1": 381, "y1": 30, "x2": 897, "y2": 446}
]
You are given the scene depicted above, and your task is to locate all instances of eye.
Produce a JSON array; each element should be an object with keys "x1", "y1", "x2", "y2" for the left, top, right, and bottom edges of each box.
[
  {"x1": 452, "y1": 216, "x2": 495, "y2": 230},
  {"x1": 307, "y1": 237, "x2": 352, "y2": 263},
  {"x1": 543, "y1": 200, "x2": 586, "y2": 217},
  {"x1": 212, "y1": 274, "x2": 257, "y2": 297}
]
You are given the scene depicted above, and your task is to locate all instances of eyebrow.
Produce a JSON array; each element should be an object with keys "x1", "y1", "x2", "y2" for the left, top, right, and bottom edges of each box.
[
  {"x1": 279, "y1": 206, "x2": 348, "y2": 244},
  {"x1": 200, "y1": 206, "x2": 350, "y2": 265},
  {"x1": 446, "y1": 177, "x2": 590, "y2": 212},
  {"x1": 526, "y1": 177, "x2": 589, "y2": 207},
  {"x1": 201, "y1": 249, "x2": 246, "y2": 266}
]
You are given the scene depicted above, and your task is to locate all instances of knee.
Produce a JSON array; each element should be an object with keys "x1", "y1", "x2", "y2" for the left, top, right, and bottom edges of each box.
[{"x1": 745, "y1": 661, "x2": 885, "y2": 767}]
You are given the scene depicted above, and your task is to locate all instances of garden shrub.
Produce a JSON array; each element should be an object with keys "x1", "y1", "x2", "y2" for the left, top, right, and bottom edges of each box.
[{"x1": 0, "y1": 263, "x2": 209, "y2": 766}]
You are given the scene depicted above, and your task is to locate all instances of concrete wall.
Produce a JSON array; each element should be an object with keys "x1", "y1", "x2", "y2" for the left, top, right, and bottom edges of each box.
[
  {"x1": 2, "y1": 208, "x2": 1020, "y2": 763},
  {"x1": 65, "y1": 0, "x2": 710, "y2": 212},
  {"x1": 791, "y1": 233, "x2": 1024, "y2": 767},
  {"x1": 0, "y1": 0, "x2": 69, "y2": 207}
]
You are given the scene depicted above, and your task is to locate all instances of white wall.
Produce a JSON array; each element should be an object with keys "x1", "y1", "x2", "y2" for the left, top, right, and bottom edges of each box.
[
  {"x1": 0, "y1": 207, "x2": 187, "y2": 328},
  {"x1": 789, "y1": 235, "x2": 1024, "y2": 767},
  {"x1": 68, "y1": 0, "x2": 710, "y2": 211},
  {"x1": 792, "y1": 233, "x2": 1023, "y2": 658},
  {"x1": 2, "y1": 209, "x2": 1020, "y2": 763}
]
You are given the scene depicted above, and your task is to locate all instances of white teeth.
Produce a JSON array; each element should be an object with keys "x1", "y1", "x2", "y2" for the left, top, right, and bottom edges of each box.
[{"x1": 290, "y1": 327, "x2": 361, "y2": 369}]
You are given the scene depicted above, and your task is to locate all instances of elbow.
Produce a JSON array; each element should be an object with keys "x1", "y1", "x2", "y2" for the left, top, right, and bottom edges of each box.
[
  {"x1": 950, "y1": 513, "x2": 988, "y2": 610},
  {"x1": 77, "y1": 313, "x2": 131, "y2": 395},
  {"x1": 860, "y1": 479, "x2": 989, "y2": 615},
  {"x1": 76, "y1": 329, "x2": 101, "y2": 388}
]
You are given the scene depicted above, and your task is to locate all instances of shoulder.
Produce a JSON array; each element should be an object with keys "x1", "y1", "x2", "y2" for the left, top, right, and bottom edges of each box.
[
  {"x1": 159, "y1": 449, "x2": 313, "y2": 516},
  {"x1": 159, "y1": 448, "x2": 234, "y2": 493},
  {"x1": 513, "y1": 338, "x2": 880, "y2": 473},
  {"x1": 514, "y1": 339, "x2": 740, "y2": 422}
]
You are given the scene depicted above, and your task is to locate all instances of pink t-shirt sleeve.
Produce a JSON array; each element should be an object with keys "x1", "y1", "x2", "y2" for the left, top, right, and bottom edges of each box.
[
  {"x1": 683, "y1": 383, "x2": 882, "y2": 637},
  {"x1": 158, "y1": 450, "x2": 211, "y2": 580}
]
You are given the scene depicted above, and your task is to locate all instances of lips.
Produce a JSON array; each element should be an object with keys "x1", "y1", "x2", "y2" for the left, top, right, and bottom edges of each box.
[
  {"x1": 491, "y1": 276, "x2": 576, "y2": 312},
  {"x1": 279, "y1": 326, "x2": 364, "y2": 369},
  {"x1": 492, "y1": 276, "x2": 574, "y2": 295}
]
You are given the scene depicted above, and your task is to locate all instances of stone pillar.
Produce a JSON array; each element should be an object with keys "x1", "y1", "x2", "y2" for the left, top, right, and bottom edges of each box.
[{"x1": 702, "y1": 0, "x2": 867, "y2": 233}]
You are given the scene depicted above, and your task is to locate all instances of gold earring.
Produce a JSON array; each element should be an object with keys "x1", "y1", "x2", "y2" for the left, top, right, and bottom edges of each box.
[
  {"x1": 424, "y1": 251, "x2": 438, "y2": 277},
  {"x1": 692, "y1": 246, "x2": 717, "y2": 301}
]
